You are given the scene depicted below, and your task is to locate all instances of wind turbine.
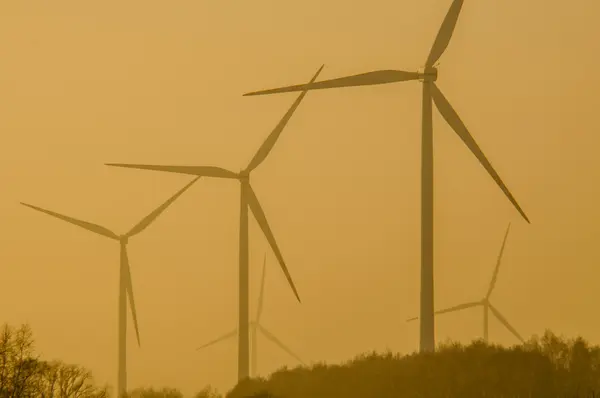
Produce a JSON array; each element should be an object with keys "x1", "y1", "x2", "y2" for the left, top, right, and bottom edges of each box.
[
  {"x1": 406, "y1": 223, "x2": 524, "y2": 344},
  {"x1": 196, "y1": 254, "x2": 305, "y2": 377},
  {"x1": 243, "y1": 0, "x2": 530, "y2": 352},
  {"x1": 105, "y1": 65, "x2": 324, "y2": 381},
  {"x1": 20, "y1": 176, "x2": 199, "y2": 397}
]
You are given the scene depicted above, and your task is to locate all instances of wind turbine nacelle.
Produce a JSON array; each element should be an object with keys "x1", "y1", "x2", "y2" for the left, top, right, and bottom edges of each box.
[
  {"x1": 238, "y1": 171, "x2": 250, "y2": 181},
  {"x1": 418, "y1": 67, "x2": 438, "y2": 82}
]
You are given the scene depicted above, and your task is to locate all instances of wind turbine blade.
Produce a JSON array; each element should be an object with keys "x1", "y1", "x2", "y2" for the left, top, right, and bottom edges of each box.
[
  {"x1": 430, "y1": 83, "x2": 530, "y2": 223},
  {"x1": 105, "y1": 163, "x2": 239, "y2": 179},
  {"x1": 425, "y1": 0, "x2": 464, "y2": 67},
  {"x1": 243, "y1": 70, "x2": 420, "y2": 96},
  {"x1": 255, "y1": 254, "x2": 267, "y2": 323},
  {"x1": 20, "y1": 202, "x2": 118, "y2": 239},
  {"x1": 125, "y1": 177, "x2": 200, "y2": 238},
  {"x1": 406, "y1": 301, "x2": 481, "y2": 322},
  {"x1": 244, "y1": 183, "x2": 300, "y2": 303},
  {"x1": 488, "y1": 303, "x2": 524, "y2": 343},
  {"x1": 258, "y1": 324, "x2": 305, "y2": 365},
  {"x1": 196, "y1": 329, "x2": 238, "y2": 351},
  {"x1": 122, "y1": 245, "x2": 141, "y2": 347},
  {"x1": 485, "y1": 223, "x2": 511, "y2": 299},
  {"x1": 435, "y1": 301, "x2": 481, "y2": 315},
  {"x1": 245, "y1": 65, "x2": 324, "y2": 173}
]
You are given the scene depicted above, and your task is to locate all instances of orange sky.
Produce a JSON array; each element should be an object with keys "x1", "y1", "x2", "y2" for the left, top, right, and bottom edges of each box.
[{"x1": 1, "y1": 0, "x2": 599, "y2": 396}]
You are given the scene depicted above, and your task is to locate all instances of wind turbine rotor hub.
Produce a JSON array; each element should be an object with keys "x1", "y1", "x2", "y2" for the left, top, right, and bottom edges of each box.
[
  {"x1": 238, "y1": 171, "x2": 250, "y2": 182},
  {"x1": 418, "y1": 66, "x2": 438, "y2": 82},
  {"x1": 119, "y1": 235, "x2": 129, "y2": 244}
]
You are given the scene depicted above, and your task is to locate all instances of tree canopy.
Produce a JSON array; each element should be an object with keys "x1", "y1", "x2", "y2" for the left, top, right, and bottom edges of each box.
[{"x1": 227, "y1": 331, "x2": 600, "y2": 398}]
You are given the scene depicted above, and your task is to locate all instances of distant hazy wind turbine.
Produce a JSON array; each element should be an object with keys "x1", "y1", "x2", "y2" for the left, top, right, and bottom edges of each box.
[
  {"x1": 243, "y1": 0, "x2": 530, "y2": 353},
  {"x1": 105, "y1": 65, "x2": 324, "y2": 381},
  {"x1": 20, "y1": 176, "x2": 199, "y2": 398},
  {"x1": 406, "y1": 223, "x2": 523, "y2": 344},
  {"x1": 196, "y1": 254, "x2": 304, "y2": 377}
]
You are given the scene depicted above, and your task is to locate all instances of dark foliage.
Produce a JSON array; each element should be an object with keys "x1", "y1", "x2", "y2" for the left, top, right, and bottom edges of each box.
[
  {"x1": 226, "y1": 331, "x2": 600, "y2": 398},
  {"x1": 124, "y1": 387, "x2": 184, "y2": 398}
]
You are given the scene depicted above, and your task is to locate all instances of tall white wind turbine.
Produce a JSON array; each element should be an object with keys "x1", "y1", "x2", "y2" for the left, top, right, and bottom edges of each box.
[
  {"x1": 196, "y1": 254, "x2": 305, "y2": 377},
  {"x1": 20, "y1": 177, "x2": 199, "y2": 397},
  {"x1": 243, "y1": 0, "x2": 530, "y2": 352},
  {"x1": 105, "y1": 65, "x2": 324, "y2": 381},
  {"x1": 406, "y1": 223, "x2": 524, "y2": 344}
]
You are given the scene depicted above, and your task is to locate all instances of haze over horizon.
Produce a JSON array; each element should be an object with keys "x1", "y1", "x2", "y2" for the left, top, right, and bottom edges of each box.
[{"x1": 1, "y1": 0, "x2": 598, "y2": 396}]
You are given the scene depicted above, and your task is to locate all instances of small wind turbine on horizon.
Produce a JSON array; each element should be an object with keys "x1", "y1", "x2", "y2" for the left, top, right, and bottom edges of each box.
[
  {"x1": 406, "y1": 223, "x2": 524, "y2": 344},
  {"x1": 243, "y1": 0, "x2": 530, "y2": 353},
  {"x1": 196, "y1": 254, "x2": 305, "y2": 378},
  {"x1": 105, "y1": 65, "x2": 324, "y2": 381},
  {"x1": 20, "y1": 176, "x2": 199, "y2": 398}
]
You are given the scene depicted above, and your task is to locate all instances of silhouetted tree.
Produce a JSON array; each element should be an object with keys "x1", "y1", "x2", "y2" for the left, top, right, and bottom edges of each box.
[
  {"x1": 193, "y1": 385, "x2": 222, "y2": 398},
  {"x1": 124, "y1": 387, "x2": 184, "y2": 398},
  {"x1": 0, "y1": 323, "x2": 108, "y2": 397},
  {"x1": 31, "y1": 360, "x2": 109, "y2": 398},
  {"x1": 0, "y1": 323, "x2": 38, "y2": 396}
]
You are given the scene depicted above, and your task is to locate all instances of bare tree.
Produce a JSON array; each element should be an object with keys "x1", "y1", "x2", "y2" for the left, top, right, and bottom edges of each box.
[
  {"x1": 0, "y1": 323, "x2": 108, "y2": 398},
  {"x1": 33, "y1": 361, "x2": 109, "y2": 398},
  {"x1": 0, "y1": 324, "x2": 14, "y2": 394},
  {"x1": 0, "y1": 324, "x2": 38, "y2": 397}
]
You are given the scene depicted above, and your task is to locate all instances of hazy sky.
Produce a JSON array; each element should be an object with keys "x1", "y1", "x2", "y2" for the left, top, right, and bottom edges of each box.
[{"x1": 1, "y1": 0, "x2": 599, "y2": 396}]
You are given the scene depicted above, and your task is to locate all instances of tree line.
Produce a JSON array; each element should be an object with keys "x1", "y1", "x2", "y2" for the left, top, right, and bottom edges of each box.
[
  {"x1": 6, "y1": 321, "x2": 600, "y2": 397},
  {"x1": 227, "y1": 332, "x2": 600, "y2": 398}
]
